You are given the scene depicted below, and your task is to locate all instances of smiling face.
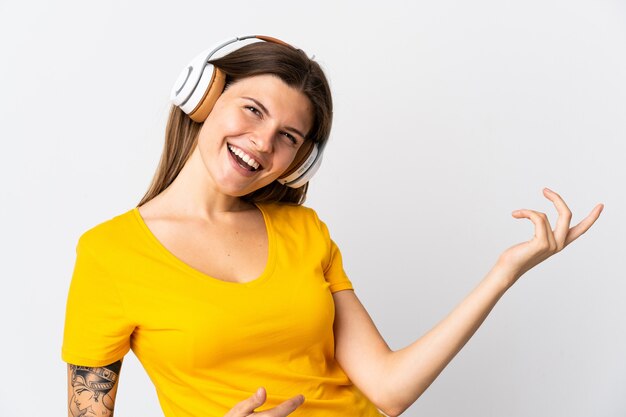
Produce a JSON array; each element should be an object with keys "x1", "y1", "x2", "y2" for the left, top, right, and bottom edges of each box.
[{"x1": 194, "y1": 74, "x2": 313, "y2": 198}]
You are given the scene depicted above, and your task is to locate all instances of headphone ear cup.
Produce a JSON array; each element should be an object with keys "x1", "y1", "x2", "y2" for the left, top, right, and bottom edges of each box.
[
  {"x1": 278, "y1": 141, "x2": 323, "y2": 188},
  {"x1": 188, "y1": 67, "x2": 227, "y2": 122}
]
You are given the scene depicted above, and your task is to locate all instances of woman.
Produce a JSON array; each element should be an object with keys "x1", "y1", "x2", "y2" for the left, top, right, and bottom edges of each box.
[{"x1": 62, "y1": 35, "x2": 603, "y2": 417}]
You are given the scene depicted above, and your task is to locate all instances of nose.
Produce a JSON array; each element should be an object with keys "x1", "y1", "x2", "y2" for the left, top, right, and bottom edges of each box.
[{"x1": 249, "y1": 125, "x2": 275, "y2": 153}]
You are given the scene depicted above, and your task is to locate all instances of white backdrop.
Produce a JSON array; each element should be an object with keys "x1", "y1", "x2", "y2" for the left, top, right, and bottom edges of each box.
[{"x1": 1, "y1": 0, "x2": 624, "y2": 416}]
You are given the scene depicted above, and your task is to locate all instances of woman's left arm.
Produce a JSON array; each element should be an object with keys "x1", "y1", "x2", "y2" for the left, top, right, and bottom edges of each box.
[{"x1": 333, "y1": 188, "x2": 603, "y2": 417}]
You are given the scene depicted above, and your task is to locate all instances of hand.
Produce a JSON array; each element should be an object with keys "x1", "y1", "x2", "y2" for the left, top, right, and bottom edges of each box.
[
  {"x1": 496, "y1": 188, "x2": 604, "y2": 285},
  {"x1": 224, "y1": 387, "x2": 305, "y2": 417}
]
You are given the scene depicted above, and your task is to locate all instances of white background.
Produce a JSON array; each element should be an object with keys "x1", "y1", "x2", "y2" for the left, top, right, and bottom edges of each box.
[{"x1": 1, "y1": 0, "x2": 625, "y2": 415}]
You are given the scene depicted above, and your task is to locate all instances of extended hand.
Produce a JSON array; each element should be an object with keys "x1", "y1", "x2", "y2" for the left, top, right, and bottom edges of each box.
[
  {"x1": 496, "y1": 188, "x2": 603, "y2": 284},
  {"x1": 224, "y1": 387, "x2": 305, "y2": 417}
]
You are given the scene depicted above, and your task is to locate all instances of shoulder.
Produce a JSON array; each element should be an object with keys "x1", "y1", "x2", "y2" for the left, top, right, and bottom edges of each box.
[
  {"x1": 77, "y1": 208, "x2": 138, "y2": 253},
  {"x1": 257, "y1": 202, "x2": 338, "y2": 251},
  {"x1": 258, "y1": 202, "x2": 323, "y2": 229}
]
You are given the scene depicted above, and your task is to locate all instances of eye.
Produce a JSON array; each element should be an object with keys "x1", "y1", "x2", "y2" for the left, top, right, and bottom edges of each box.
[
  {"x1": 245, "y1": 105, "x2": 262, "y2": 117},
  {"x1": 281, "y1": 132, "x2": 298, "y2": 145}
]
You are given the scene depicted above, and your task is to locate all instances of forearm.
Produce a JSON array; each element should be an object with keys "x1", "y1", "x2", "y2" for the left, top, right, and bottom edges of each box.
[{"x1": 381, "y1": 264, "x2": 514, "y2": 416}]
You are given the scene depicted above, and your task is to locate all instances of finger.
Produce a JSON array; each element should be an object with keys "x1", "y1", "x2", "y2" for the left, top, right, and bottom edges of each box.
[
  {"x1": 565, "y1": 203, "x2": 604, "y2": 246},
  {"x1": 542, "y1": 210, "x2": 558, "y2": 251},
  {"x1": 258, "y1": 394, "x2": 305, "y2": 417},
  {"x1": 226, "y1": 387, "x2": 267, "y2": 416},
  {"x1": 542, "y1": 188, "x2": 573, "y2": 249},
  {"x1": 512, "y1": 209, "x2": 553, "y2": 249}
]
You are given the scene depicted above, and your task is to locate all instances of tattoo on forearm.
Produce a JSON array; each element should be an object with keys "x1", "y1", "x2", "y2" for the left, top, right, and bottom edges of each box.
[{"x1": 69, "y1": 361, "x2": 121, "y2": 417}]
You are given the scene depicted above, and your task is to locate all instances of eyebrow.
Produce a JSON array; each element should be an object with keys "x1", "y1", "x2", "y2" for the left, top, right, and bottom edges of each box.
[{"x1": 242, "y1": 96, "x2": 307, "y2": 140}]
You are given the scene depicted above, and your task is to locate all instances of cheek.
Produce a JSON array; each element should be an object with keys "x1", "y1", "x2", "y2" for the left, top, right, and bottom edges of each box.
[
  {"x1": 282, "y1": 141, "x2": 305, "y2": 166},
  {"x1": 198, "y1": 111, "x2": 250, "y2": 152},
  {"x1": 222, "y1": 109, "x2": 248, "y2": 132},
  {"x1": 266, "y1": 148, "x2": 300, "y2": 181},
  {"x1": 76, "y1": 391, "x2": 93, "y2": 402},
  {"x1": 280, "y1": 150, "x2": 299, "y2": 170},
  {"x1": 211, "y1": 107, "x2": 249, "y2": 135}
]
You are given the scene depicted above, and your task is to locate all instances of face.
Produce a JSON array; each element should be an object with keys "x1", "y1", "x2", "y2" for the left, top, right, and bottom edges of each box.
[
  {"x1": 195, "y1": 74, "x2": 313, "y2": 197},
  {"x1": 71, "y1": 376, "x2": 113, "y2": 416}
]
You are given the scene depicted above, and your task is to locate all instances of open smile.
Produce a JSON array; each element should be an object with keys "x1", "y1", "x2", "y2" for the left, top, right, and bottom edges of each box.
[{"x1": 227, "y1": 144, "x2": 263, "y2": 172}]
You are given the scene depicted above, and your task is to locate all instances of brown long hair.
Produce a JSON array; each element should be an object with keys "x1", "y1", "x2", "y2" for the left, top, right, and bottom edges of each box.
[{"x1": 138, "y1": 41, "x2": 333, "y2": 207}]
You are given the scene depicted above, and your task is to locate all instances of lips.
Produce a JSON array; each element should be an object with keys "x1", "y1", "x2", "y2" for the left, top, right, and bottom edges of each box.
[{"x1": 227, "y1": 144, "x2": 262, "y2": 171}]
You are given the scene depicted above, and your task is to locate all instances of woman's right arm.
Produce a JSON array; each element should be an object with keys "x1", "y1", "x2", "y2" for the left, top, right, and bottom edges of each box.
[{"x1": 67, "y1": 360, "x2": 122, "y2": 417}]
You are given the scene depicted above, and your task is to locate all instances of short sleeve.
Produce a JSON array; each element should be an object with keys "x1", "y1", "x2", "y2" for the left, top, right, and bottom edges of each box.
[
  {"x1": 315, "y1": 215, "x2": 354, "y2": 294},
  {"x1": 62, "y1": 233, "x2": 134, "y2": 367}
]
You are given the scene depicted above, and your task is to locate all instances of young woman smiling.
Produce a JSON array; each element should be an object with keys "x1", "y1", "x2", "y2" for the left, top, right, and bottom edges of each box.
[{"x1": 62, "y1": 36, "x2": 603, "y2": 417}]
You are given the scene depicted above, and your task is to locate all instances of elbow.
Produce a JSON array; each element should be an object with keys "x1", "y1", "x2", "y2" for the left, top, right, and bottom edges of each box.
[
  {"x1": 372, "y1": 380, "x2": 421, "y2": 417},
  {"x1": 377, "y1": 382, "x2": 431, "y2": 417},
  {"x1": 371, "y1": 391, "x2": 411, "y2": 417},
  {"x1": 377, "y1": 403, "x2": 409, "y2": 417}
]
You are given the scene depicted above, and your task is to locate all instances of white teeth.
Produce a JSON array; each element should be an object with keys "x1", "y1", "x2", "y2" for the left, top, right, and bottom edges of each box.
[{"x1": 228, "y1": 144, "x2": 261, "y2": 170}]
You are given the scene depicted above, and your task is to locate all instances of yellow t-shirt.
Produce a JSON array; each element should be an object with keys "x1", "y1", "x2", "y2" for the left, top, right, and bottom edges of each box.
[{"x1": 62, "y1": 202, "x2": 385, "y2": 416}]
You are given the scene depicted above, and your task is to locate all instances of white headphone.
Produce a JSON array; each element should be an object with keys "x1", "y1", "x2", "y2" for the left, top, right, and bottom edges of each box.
[{"x1": 170, "y1": 35, "x2": 325, "y2": 189}]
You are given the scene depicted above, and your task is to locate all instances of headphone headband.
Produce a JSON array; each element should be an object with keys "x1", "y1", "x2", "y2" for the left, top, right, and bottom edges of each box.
[{"x1": 170, "y1": 35, "x2": 325, "y2": 188}]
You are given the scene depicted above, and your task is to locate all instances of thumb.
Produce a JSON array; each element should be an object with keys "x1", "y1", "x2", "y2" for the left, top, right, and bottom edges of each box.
[
  {"x1": 247, "y1": 387, "x2": 268, "y2": 410},
  {"x1": 228, "y1": 387, "x2": 267, "y2": 416},
  {"x1": 253, "y1": 387, "x2": 267, "y2": 404}
]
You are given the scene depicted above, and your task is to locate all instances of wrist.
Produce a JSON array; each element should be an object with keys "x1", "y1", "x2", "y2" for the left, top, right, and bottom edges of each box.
[{"x1": 486, "y1": 260, "x2": 521, "y2": 292}]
